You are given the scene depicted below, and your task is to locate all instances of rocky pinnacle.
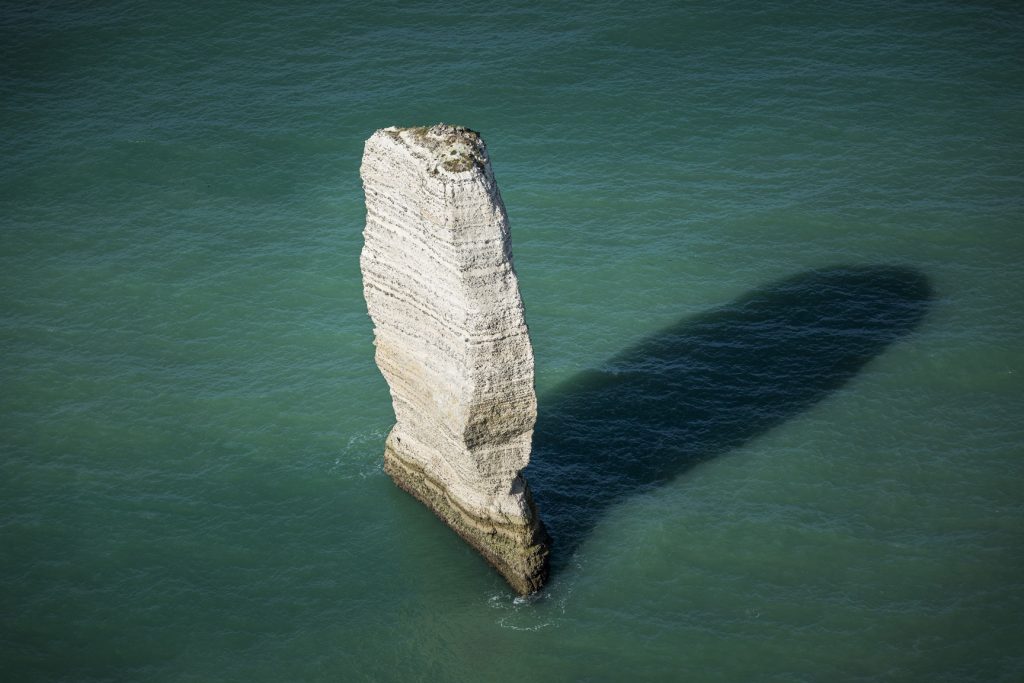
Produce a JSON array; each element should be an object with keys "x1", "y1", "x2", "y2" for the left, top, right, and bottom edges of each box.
[{"x1": 359, "y1": 124, "x2": 550, "y2": 595}]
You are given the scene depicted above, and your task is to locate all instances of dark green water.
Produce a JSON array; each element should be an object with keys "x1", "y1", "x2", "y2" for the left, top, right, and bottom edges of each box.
[{"x1": 2, "y1": 2, "x2": 1022, "y2": 681}]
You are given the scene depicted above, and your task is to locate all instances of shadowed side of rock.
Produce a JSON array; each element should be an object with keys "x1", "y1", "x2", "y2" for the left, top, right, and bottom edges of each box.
[{"x1": 360, "y1": 124, "x2": 549, "y2": 594}]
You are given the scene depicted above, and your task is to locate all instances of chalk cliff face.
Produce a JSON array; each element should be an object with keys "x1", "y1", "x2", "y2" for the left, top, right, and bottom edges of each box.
[{"x1": 360, "y1": 124, "x2": 549, "y2": 594}]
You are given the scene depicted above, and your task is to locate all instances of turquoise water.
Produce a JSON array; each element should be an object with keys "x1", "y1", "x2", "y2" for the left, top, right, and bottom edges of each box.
[{"x1": 3, "y1": 1, "x2": 1023, "y2": 680}]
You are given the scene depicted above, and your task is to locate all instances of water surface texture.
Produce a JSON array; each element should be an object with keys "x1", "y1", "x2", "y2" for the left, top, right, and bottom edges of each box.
[{"x1": 3, "y1": 2, "x2": 1023, "y2": 681}]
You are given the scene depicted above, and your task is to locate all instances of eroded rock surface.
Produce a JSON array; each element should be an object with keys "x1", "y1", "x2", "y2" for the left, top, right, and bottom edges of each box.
[{"x1": 360, "y1": 124, "x2": 549, "y2": 594}]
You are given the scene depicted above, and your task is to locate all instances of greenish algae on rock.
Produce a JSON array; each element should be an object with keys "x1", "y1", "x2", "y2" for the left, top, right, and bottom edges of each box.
[{"x1": 384, "y1": 434, "x2": 550, "y2": 595}]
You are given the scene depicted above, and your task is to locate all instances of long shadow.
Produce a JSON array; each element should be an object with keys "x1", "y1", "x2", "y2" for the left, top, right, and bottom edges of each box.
[{"x1": 526, "y1": 265, "x2": 932, "y2": 572}]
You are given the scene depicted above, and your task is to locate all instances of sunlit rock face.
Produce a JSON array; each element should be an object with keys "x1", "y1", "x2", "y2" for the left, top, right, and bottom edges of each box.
[{"x1": 360, "y1": 124, "x2": 549, "y2": 595}]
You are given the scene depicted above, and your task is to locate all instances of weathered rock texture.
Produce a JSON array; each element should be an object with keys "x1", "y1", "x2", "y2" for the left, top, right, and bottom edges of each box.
[{"x1": 359, "y1": 124, "x2": 550, "y2": 595}]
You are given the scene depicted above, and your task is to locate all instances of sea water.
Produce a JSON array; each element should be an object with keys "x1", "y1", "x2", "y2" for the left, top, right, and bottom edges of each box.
[{"x1": 2, "y1": 2, "x2": 1022, "y2": 681}]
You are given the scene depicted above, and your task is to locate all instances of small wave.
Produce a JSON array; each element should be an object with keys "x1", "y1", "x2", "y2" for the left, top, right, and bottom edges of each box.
[
  {"x1": 487, "y1": 588, "x2": 560, "y2": 631},
  {"x1": 330, "y1": 427, "x2": 388, "y2": 479}
]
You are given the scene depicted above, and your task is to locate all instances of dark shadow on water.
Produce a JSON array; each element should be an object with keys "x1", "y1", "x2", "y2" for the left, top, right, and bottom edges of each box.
[{"x1": 526, "y1": 265, "x2": 932, "y2": 572}]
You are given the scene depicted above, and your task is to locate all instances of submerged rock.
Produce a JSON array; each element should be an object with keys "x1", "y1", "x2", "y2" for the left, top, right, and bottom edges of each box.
[{"x1": 359, "y1": 124, "x2": 550, "y2": 595}]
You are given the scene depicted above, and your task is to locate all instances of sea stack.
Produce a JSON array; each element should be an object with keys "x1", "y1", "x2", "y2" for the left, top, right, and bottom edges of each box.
[{"x1": 359, "y1": 124, "x2": 550, "y2": 595}]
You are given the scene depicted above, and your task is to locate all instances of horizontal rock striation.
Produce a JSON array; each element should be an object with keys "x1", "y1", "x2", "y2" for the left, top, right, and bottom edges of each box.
[{"x1": 359, "y1": 124, "x2": 549, "y2": 595}]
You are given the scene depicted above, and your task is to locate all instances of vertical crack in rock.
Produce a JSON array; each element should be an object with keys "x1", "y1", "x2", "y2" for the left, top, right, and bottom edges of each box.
[{"x1": 360, "y1": 124, "x2": 550, "y2": 595}]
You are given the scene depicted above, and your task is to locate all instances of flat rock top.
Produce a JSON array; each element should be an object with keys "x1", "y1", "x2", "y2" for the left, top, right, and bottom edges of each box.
[{"x1": 379, "y1": 124, "x2": 487, "y2": 173}]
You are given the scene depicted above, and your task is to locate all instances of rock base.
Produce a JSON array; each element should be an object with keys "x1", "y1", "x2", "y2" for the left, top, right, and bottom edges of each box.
[{"x1": 383, "y1": 434, "x2": 550, "y2": 596}]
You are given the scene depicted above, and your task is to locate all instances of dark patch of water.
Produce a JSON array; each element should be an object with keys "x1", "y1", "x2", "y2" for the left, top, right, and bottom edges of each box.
[{"x1": 527, "y1": 265, "x2": 932, "y2": 573}]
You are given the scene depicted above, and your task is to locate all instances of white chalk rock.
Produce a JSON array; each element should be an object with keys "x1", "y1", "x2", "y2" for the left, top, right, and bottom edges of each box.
[{"x1": 360, "y1": 124, "x2": 549, "y2": 594}]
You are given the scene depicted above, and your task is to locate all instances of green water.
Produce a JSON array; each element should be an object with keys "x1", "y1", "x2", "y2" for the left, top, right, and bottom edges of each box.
[{"x1": 2, "y1": 1, "x2": 1023, "y2": 681}]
